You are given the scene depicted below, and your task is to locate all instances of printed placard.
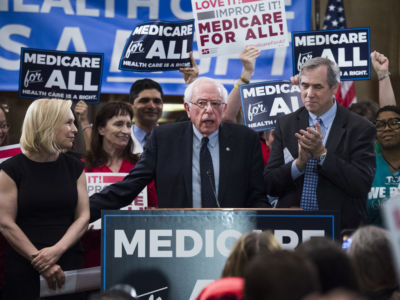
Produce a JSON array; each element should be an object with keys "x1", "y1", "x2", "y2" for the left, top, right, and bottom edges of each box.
[
  {"x1": 292, "y1": 28, "x2": 370, "y2": 80},
  {"x1": 19, "y1": 48, "x2": 103, "y2": 103},
  {"x1": 0, "y1": 144, "x2": 22, "y2": 164},
  {"x1": 119, "y1": 20, "x2": 194, "y2": 72},
  {"x1": 102, "y1": 209, "x2": 338, "y2": 300},
  {"x1": 240, "y1": 81, "x2": 303, "y2": 131},
  {"x1": 192, "y1": 0, "x2": 289, "y2": 57},
  {"x1": 86, "y1": 172, "x2": 147, "y2": 229}
]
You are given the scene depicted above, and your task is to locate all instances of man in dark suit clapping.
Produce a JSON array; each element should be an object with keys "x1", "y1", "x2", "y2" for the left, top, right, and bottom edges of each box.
[{"x1": 264, "y1": 57, "x2": 376, "y2": 230}]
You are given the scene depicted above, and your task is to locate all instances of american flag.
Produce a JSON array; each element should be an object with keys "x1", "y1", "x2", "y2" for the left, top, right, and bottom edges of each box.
[{"x1": 323, "y1": 0, "x2": 356, "y2": 107}]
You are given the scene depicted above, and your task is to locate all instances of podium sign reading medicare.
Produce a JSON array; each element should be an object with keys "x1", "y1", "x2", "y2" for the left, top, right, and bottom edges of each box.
[
  {"x1": 19, "y1": 48, "x2": 103, "y2": 103},
  {"x1": 102, "y1": 209, "x2": 338, "y2": 300},
  {"x1": 240, "y1": 81, "x2": 303, "y2": 131},
  {"x1": 119, "y1": 20, "x2": 194, "y2": 72},
  {"x1": 292, "y1": 28, "x2": 370, "y2": 80}
]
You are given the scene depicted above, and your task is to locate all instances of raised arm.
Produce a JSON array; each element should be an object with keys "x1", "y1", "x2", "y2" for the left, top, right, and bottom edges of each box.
[
  {"x1": 31, "y1": 170, "x2": 89, "y2": 271},
  {"x1": 74, "y1": 100, "x2": 92, "y2": 151},
  {"x1": 179, "y1": 52, "x2": 199, "y2": 85},
  {"x1": 371, "y1": 51, "x2": 396, "y2": 107},
  {"x1": 223, "y1": 46, "x2": 260, "y2": 123}
]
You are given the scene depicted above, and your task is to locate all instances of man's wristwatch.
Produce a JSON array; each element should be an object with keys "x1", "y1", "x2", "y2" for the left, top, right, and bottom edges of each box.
[{"x1": 319, "y1": 151, "x2": 327, "y2": 162}]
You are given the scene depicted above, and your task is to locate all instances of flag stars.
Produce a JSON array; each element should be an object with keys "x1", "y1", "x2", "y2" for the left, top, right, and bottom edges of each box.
[
  {"x1": 329, "y1": 4, "x2": 336, "y2": 11},
  {"x1": 338, "y1": 6, "x2": 344, "y2": 12},
  {"x1": 325, "y1": 15, "x2": 332, "y2": 20},
  {"x1": 331, "y1": 20, "x2": 338, "y2": 27}
]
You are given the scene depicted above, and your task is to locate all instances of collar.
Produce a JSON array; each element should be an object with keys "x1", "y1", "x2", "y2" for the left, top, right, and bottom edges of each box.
[
  {"x1": 133, "y1": 124, "x2": 148, "y2": 145},
  {"x1": 192, "y1": 125, "x2": 219, "y2": 148},
  {"x1": 308, "y1": 99, "x2": 337, "y2": 128}
]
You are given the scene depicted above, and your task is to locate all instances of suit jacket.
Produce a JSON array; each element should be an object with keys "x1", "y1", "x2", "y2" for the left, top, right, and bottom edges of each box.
[
  {"x1": 90, "y1": 121, "x2": 268, "y2": 221},
  {"x1": 264, "y1": 105, "x2": 376, "y2": 229}
]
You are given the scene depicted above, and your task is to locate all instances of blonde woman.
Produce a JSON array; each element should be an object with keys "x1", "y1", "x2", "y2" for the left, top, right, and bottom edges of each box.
[
  {"x1": 221, "y1": 231, "x2": 280, "y2": 278},
  {"x1": 0, "y1": 99, "x2": 89, "y2": 300}
]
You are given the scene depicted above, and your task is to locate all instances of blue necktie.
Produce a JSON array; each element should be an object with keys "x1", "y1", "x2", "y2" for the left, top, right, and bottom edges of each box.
[
  {"x1": 200, "y1": 137, "x2": 217, "y2": 207},
  {"x1": 300, "y1": 118, "x2": 323, "y2": 211}
]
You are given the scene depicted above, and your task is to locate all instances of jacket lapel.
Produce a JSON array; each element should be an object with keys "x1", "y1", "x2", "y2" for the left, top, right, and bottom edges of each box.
[
  {"x1": 182, "y1": 122, "x2": 194, "y2": 205},
  {"x1": 326, "y1": 104, "x2": 346, "y2": 151},
  {"x1": 218, "y1": 123, "x2": 232, "y2": 206}
]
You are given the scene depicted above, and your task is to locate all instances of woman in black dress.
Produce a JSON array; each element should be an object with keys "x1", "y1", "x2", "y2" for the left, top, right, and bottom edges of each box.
[{"x1": 0, "y1": 98, "x2": 90, "y2": 299}]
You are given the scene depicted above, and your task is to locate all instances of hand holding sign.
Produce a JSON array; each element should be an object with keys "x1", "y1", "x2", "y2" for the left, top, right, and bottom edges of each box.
[
  {"x1": 74, "y1": 100, "x2": 89, "y2": 125},
  {"x1": 179, "y1": 52, "x2": 199, "y2": 85},
  {"x1": 240, "y1": 46, "x2": 261, "y2": 80}
]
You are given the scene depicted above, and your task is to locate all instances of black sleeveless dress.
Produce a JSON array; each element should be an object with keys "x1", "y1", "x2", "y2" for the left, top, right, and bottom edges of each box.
[{"x1": 1, "y1": 153, "x2": 84, "y2": 300}]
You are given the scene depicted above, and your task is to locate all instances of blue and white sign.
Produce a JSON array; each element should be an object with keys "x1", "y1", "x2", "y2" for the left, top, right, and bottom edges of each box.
[
  {"x1": 120, "y1": 20, "x2": 194, "y2": 72},
  {"x1": 102, "y1": 209, "x2": 338, "y2": 300},
  {"x1": 0, "y1": 0, "x2": 311, "y2": 95},
  {"x1": 240, "y1": 81, "x2": 302, "y2": 131},
  {"x1": 19, "y1": 48, "x2": 103, "y2": 102},
  {"x1": 292, "y1": 28, "x2": 370, "y2": 80}
]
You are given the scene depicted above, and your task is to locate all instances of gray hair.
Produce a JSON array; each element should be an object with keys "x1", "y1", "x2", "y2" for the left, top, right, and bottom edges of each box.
[
  {"x1": 299, "y1": 57, "x2": 340, "y2": 88},
  {"x1": 183, "y1": 77, "x2": 228, "y2": 104}
]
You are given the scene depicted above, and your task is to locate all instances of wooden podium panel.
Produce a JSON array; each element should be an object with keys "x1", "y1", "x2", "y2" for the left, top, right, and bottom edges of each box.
[{"x1": 101, "y1": 209, "x2": 338, "y2": 300}]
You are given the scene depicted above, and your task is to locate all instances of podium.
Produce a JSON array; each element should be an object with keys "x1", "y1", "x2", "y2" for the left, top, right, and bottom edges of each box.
[{"x1": 101, "y1": 208, "x2": 338, "y2": 300}]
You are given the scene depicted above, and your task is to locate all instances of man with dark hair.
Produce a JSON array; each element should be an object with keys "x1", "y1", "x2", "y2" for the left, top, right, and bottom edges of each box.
[
  {"x1": 367, "y1": 105, "x2": 400, "y2": 225},
  {"x1": 128, "y1": 79, "x2": 163, "y2": 154},
  {"x1": 244, "y1": 251, "x2": 320, "y2": 300},
  {"x1": 264, "y1": 57, "x2": 376, "y2": 230}
]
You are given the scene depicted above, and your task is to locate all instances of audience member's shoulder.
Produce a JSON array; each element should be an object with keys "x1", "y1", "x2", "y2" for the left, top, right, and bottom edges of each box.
[{"x1": 0, "y1": 153, "x2": 24, "y2": 169}]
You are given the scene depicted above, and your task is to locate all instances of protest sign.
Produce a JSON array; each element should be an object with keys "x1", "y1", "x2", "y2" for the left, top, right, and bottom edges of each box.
[
  {"x1": 19, "y1": 48, "x2": 103, "y2": 103},
  {"x1": 86, "y1": 172, "x2": 147, "y2": 229},
  {"x1": 120, "y1": 20, "x2": 194, "y2": 72},
  {"x1": 0, "y1": 144, "x2": 22, "y2": 163},
  {"x1": 192, "y1": 0, "x2": 289, "y2": 57},
  {"x1": 240, "y1": 81, "x2": 302, "y2": 131},
  {"x1": 292, "y1": 28, "x2": 370, "y2": 80},
  {"x1": 0, "y1": 1, "x2": 311, "y2": 95}
]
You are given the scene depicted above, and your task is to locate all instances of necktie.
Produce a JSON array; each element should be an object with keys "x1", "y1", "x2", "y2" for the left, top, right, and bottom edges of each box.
[
  {"x1": 300, "y1": 118, "x2": 323, "y2": 211},
  {"x1": 143, "y1": 133, "x2": 150, "y2": 147},
  {"x1": 200, "y1": 137, "x2": 217, "y2": 207}
]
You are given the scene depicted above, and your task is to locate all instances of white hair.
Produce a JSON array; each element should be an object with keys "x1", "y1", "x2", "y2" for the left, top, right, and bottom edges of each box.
[{"x1": 183, "y1": 77, "x2": 228, "y2": 104}]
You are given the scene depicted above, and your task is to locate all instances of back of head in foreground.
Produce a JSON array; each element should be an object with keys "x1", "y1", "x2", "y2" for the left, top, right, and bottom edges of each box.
[
  {"x1": 222, "y1": 231, "x2": 280, "y2": 278},
  {"x1": 244, "y1": 250, "x2": 320, "y2": 300},
  {"x1": 296, "y1": 237, "x2": 359, "y2": 294},
  {"x1": 348, "y1": 225, "x2": 400, "y2": 300}
]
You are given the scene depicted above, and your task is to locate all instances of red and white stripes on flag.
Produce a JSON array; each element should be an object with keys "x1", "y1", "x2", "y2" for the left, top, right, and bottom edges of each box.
[
  {"x1": 336, "y1": 81, "x2": 356, "y2": 108},
  {"x1": 323, "y1": 0, "x2": 356, "y2": 107}
]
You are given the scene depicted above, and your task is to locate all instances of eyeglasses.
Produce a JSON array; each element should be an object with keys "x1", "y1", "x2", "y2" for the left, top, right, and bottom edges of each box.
[
  {"x1": 0, "y1": 122, "x2": 9, "y2": 130},
  {"x1": 189, "y1": 100, "x2": 225, "y2": 109},
  {"x1": 375, "y1": 118, "x2": 400, "y2": 131}
]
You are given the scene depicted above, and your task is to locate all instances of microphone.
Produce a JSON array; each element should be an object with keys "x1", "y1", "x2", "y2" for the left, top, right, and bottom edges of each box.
[{"x1": 206, "y1": 170, "x2": 220, "y2": 208}]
